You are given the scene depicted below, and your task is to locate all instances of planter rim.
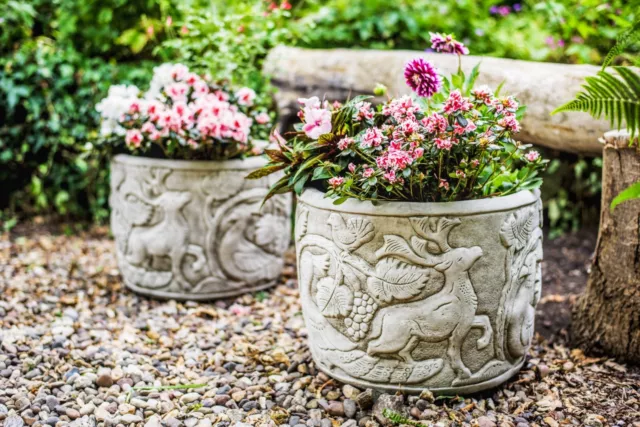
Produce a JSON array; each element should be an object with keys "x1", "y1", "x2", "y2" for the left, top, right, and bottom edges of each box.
[
  {"x1": 112, "y1": 153, "x2": 268, "y2": 171},
  {"x1": 298, "y1": 187, "x2": 540, "y2": 217}
]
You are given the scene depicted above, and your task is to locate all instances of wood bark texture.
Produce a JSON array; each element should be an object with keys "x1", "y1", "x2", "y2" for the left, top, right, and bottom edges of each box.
[{"x1": 572, "y1": 130, "x2": 640, "y2": 362}]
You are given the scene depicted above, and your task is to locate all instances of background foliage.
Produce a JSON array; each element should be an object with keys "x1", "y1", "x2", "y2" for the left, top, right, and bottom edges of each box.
[{"x1": 1, "y1": 0, "x2": 636, "y2": 232}]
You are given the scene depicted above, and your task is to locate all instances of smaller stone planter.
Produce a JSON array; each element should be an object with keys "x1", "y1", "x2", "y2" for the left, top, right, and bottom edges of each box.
[
  {"x1": 296, "y1": 188, "x2": 542, "y2": 394},
  {"x1": 110, "y1": 154, "x2": 291, "y2": 300}
]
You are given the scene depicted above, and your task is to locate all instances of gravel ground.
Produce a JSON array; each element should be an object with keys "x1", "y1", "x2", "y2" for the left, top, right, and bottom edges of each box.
[{"x1": 0, "y1": 225, "x2": 639, "y2": 427}]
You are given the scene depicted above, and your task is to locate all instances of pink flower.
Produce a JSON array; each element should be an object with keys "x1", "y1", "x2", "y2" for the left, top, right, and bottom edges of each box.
[
  {"x1": 354, "y1": 102, "x2": 374, "y2": 121},
  {"x1": 166, "y1": 82, "x2": 189, "y2": 101},
  {"x1": 456, "y1": 169, "x2": 466, "y2": 178},
  {"x1": 383, "y1": 170, "x2": 398, "y2": 183},
  {"x1": 184, "y1": 73, "x2": 200, "y2": 86},
  {"x1": 298, "y1": 96, "x2": 321, "y2": 109},
  {"x1": 363, "y1": 167, "x2": 375, "y2": 178},
  {"x1": 422, "y1": 112, "x2": 448, "y2": 134},
  {"x1": 429, "y1": 32, "x2": 469, "y2": 55},
  {"x1": 493, "y1": 97, "x2": 519, "y2": 113},
  {"x1": 140, "y1": 121, "x2": 156, "y2": 134},
  {"x1": 360, "y1": 128, "x2": 384, "y2": 148},
  {"x1": 338, "y1": 137, "x2": 354, "y2": 150},
  {"x1": 439, "y1": 179, "x2": 450, "y2": 190},
  {"x1": 412, "y1": 147, "x2": 424, "y2": 159},
  {"x1": 526, "y1": 151, "x2": 540, "y2": 162},
  {"x1": 171, "y1": 64, "x2": 189, "y2": 81},
  {"x1": 444, "y1": 90, "x2": 473, "y2": 114},
  {"x1": 236, "y1": 87, "x2": 256, "y2": 106},
  {"x1": 180, "y1": 25, "x2": 189, "y2": 35},
  {"x1": 382, "y1": 95, "x2": 421, "y2": 121},
  {"x1": 404, "y1": 58, "x2": 441, "y2": 98},
  {"x1": 434, "y1": 138, "x2": 454, "y2": 150},
  {"x1": 348, "y1": 163, "x2": 356, "y2": 173},
  {"x1": 453, "y1": 120, "x2": 476, "y2": 135},
  {"x1": 165, "y1": 16, "x2": 173, "y2": 26},
  {"x1": 192, "y1": 81, "x2": 210, "y2": 97},
  {"x1": 471, "y1": 159, "x2": 480, "y2": 167},
  {"x1": 255, "y1": 112, "x2": 271, "y2": 124},
  {"x1": 498, "y1": 114, "x2": 520, "y2": 132},
  {"x1": 384, "y1": 150, "x2": 413, "y2": 170},
  {"x1": 125, "y1": 129, "x2": 143, "y2": 148},
  {"x1": 302, "y1": 107, "x2": 332, "y2": 139},
  {"x1": 472, "y1": 86, "x2": 494, "y2": 105},
  {"x1": 328, "y1": 176, "x2": 345, "y2": 188}
]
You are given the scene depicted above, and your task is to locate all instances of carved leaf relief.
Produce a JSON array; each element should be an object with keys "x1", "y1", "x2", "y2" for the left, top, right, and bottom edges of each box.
[
  {"x1": 367, "y1": 258, "x2": 428, "y2": 303},
  {"x1": 316, "y1": 277, "x2": 354, "y2": 318},
  {"x1": 500, "y1": 209, "x2": 535, "y2": 250}
]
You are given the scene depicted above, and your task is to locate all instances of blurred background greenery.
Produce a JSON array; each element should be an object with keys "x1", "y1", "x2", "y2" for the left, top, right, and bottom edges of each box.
[{"x1": 1, "y1": 0, "x2": 637, "y2": 233}]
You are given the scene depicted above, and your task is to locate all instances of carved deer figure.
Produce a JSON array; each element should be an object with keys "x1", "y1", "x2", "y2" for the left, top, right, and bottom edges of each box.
[
  {"x1": 124, "y1": 168, "x2": 206, "y2": 290},
  {"x1": 367, "y1": 217, "x2": 492, "y2": 379}
]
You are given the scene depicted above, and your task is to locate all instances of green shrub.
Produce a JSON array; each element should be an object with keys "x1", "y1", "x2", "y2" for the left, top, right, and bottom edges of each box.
[{"x1": 292, "y1": 0, "x2": 638, "y2": 65}]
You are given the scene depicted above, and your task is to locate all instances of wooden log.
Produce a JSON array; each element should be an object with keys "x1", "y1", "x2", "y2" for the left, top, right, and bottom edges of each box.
[
  {"x1": 264, "y1": 46, "x2": 609, "y2": 155},
  {"x1": 571, "y1": 130, "x2": 640, "y2": 362}
]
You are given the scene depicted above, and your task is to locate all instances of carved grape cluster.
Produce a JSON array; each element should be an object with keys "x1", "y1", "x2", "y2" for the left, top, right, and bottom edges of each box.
[{"x1": 344, "y1": 291, "x2": 379, "y2": 340}]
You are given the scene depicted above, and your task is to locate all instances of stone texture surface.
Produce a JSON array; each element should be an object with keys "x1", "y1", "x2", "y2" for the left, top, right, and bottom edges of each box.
[
  {"x1": 110, "y1": 154, "x2": 291, "y2": 300},
  {"x1": 295, "y1": 188, "x2": 543, "y2": 394},
  {"x1": 264, "y1": 46, "x2": 612, "y2": 155}
]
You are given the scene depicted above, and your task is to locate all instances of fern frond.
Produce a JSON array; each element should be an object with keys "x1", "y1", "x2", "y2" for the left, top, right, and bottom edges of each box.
[
  {"x1": 602, "y1": 19, "x2": 640, "y2": 70},
  {"x1": 552, "y1": 67, "x2": 640, "y2": 140}
]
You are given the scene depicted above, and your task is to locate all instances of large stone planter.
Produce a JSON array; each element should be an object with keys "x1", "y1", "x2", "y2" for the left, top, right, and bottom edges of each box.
[
  {"x1": 110, "y1": 154, "x2": 291, "y2": 300},
  {"x1": 296, "y1": 188, "x2": 542, "y2": 394}
]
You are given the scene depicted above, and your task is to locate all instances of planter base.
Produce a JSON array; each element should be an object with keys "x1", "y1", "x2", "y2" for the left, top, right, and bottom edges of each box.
[
  {"x1": 315, "y1": 358, "x2": 525, "y2": 395},
  {"x1": 122, "y1": 276, "x2": 280, "y2": 301}
]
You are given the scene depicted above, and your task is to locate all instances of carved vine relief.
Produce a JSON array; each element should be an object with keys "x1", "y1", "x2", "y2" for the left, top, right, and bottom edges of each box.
[
  {"x1": 110, "y1": 163, "x2": 290, "y2": 295},
  {"x1": 297, "y1": 203, "x2": 542, "y2": 388}
]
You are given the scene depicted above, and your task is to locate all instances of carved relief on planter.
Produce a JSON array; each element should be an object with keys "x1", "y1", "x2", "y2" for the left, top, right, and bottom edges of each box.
[
  {"x1": 296, "y1": 188, "x2": 542, "y2": 394},
  {"x1": 110, "y1": 154, "x2": 291, "y2": 300}
]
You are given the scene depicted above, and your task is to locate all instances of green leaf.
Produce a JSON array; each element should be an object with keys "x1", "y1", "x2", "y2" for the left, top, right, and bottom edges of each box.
[
  {"x1": 246, "y1": 163, "x2": 286, "y2": 179},
  {"x1": 602, "y1": 19, "x2": 640, "y2": 70},
  {"x1": 611, "y1": 181, "x2": 640, "y2": 211},
  {"x1": 552, "y1": 68, "x2": 640, "y2": 141}
]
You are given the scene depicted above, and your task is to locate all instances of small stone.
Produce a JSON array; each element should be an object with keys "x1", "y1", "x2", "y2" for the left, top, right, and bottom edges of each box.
[
  {"x1": 584, "y1": 414, "x2": 605, "y2": 427},
  {"x1": 80, "y1": 403, "x2": 96, "y2": 416},
  {"x1": 418, "y1": 389, "x2": 434, "y2": 403},
  {"x1": 96, "y1": 375, "x2": 113, "y2": 388},
  {"x1": 5, "y1": 416, "x2": 25, "y2": 427},
  {"x1": 342, "y1": 421, "x2": 357, "y2": 427},
  {"x1": 477, "y1": 416, "x2": 497, "y2": 427},
  {"x1": 25, "y1": 369, "x2": 42, "y2": 380},
  {"x1": 325, "y1": 391, "x2": 340, "y2": 400},
  {"x1": 342, "y1": 385, "x2": 361, "y2": 400},
  {"x1": 181, "y1": 393, "x2": 201, "y2": 404},
  {"x1": 214, "y1": 395, "x2": 230, "y2": 405},
  {"x1": 66, "y1": 409, "x2": 81, "y2": 420},
  {"x1": 538, "y1": 364, "x2": 551, "y2": 379},
  {"x1": 120, "y1": 414, "x2": 143, "y2": 424},
  {"x1": 144, "y1": 415, "x2": 162, "y2": 427},
  {"x1": 231, "y1": 391, "x2": 246, "y2": 402},
  {"x1": 543, "y1": 417, "x2": 559, "y2": 427},
  {"x1": 326, "y1": 401, "x2": 345, "y2": 417},
  {"x1": 343, "y1": 399, "x2": 357, "y2": 419},
  {"x1": 45, "y1": 417, "x2": 59, "y2": 426},
  {"x1": 372, "y1": 394, "x2": 407, "y2": 426},
  {"x1": 355, "y1": 389, "x2": 374, "y2": 410}
]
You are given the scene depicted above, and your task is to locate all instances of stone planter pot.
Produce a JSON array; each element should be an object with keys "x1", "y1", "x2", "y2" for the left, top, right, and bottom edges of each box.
[
  {"x1": 110, "y1": 154, "x2": 291, "y2": 300},
  {"x1": 296, "y1": 188, "x2": 542, "y2": 394}
]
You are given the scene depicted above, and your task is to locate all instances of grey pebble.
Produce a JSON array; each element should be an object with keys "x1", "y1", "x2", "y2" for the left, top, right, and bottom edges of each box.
[{"x1": 5, "y1": 415, "x2": 25, "y2": 427}]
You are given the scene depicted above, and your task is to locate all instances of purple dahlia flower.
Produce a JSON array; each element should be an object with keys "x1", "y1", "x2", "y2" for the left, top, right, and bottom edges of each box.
[{"x1": 404, "y1": 58, "x2": 441, "y2": 98}]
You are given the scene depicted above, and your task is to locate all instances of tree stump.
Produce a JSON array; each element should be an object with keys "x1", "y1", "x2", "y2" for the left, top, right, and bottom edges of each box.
[{"x1": 572, "y1": 130, "x2": 640, "y2": 362}]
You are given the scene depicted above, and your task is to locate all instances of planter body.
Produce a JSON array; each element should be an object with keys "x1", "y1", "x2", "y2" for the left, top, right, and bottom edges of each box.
[
  {"x1": 110, "y1": 154, "x2": 291, "y2": 300},
  {"x1": 296, "y1": 189, "x2": 542, "y2": 394}
]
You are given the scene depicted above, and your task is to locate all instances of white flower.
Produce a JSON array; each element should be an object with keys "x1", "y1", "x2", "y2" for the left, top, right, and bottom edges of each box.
[{"x1": 95, "y1": 84, "x2": 141, "y2": 136}]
